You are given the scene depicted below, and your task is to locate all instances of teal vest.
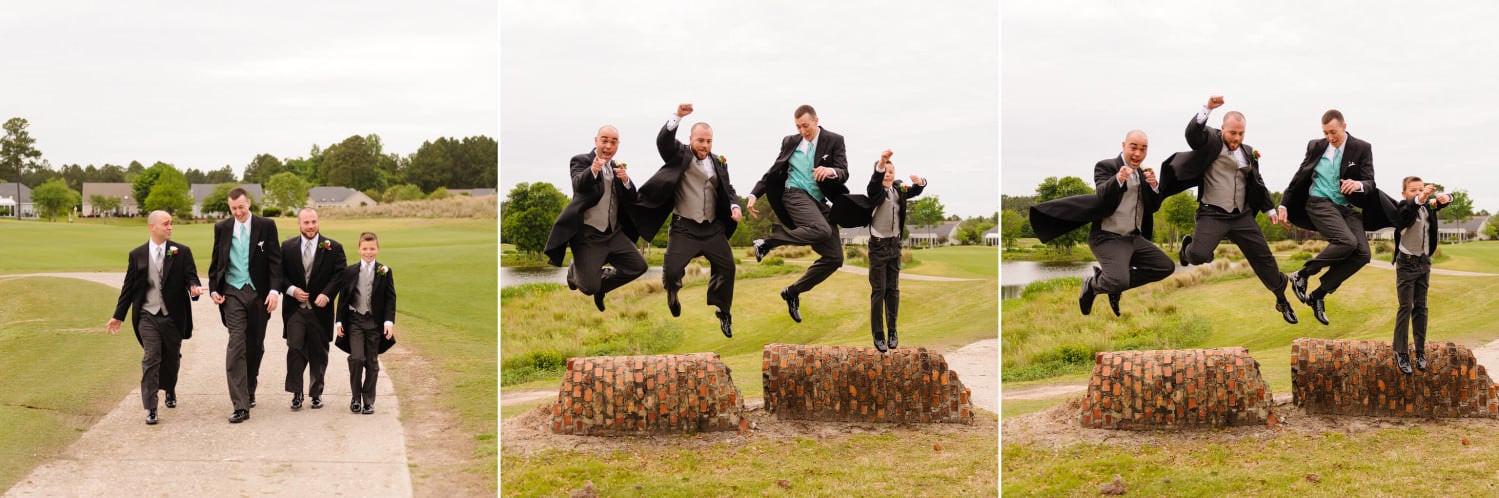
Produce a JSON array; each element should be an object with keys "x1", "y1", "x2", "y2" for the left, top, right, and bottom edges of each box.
[
  {"x1": 227, "y1": 222, "x2": 254, "y2": 290},
  {"x1": 1308, "y1": 148, "x2": 1347, "y2": 206},
  {"x1": 785, "y1": 145, "x2": 824, "y2": 202}
]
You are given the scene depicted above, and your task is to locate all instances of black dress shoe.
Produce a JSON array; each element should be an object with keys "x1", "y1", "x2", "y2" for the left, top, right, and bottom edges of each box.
[
  {"x1": 291, "y1": 393, "x2": 304, "y2": 410},
  {"x1": 1415, "y1": 352, "x2": 1428, "y2": 371},
  {"x1": 164, "y1": 392, "x2": 177, "y2": 409},
  {"x1": 566, "y1": 265, "x2": 577, "y2": 291},
  {"x1": 362, "y1": 404, "x2": 374, "y2": 415},
  {"x1": 872, "y1": 333, "x2": 888, "y2": 353},
  {"x1": 229, "y1": 409, "x2": 250, "y2": 423},
  {"x1": 1396, "y1": 353, "x2": 1414, "y2": 375},
  {"x1": 146, "y1": 409, "x2": 158, "y2": 425},
  {"x1": 1108, "y1": 293, "x2": 1122, "y2": 317},
  {"x1": 311, "y1": 396, "x2": 323, "y2": 409},
  {"x1": 753, "y1": 239, "x2": 769, "y2": 262},
  {"x1": 888, "y1": 329, "x2": 898, "y2": 349},
  {"x1": 1078, "y1": 267, "x2": 1100, "y2": 316},
  {"x1": 715, "y1": 309, "x2": 732, "y2": 338},
  {"x1": 1288, "y1": 272, "x2": 1309, "y2": 304},
  {"x1": 249, "y1": 394, "x2": 256, "y2": 408},
  {"x1": 594, "y1": 292, "x2": 606, "y2": 312},
  {"x1": 667, "y1": 289, "x2": 681, "y2": 317},
  {"x1": 351, "y1": 398, "x2": 362, "y2": 413},
  {"x1": 1276, "y1": 300, "x2": 1299, "y2": 324},
  {"x1": 1178, "y1": 235, "x2": 1193, "y2": 266},
  {"x1": 781, "y1": 288, "x2": 801, "y2": 323},
  {"x1": 1309, "y1": 297, "x2": 1329, "y2": 326}
]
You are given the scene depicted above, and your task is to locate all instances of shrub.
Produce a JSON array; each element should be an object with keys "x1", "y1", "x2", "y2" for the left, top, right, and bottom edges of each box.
[
  {"x1": 262, "y1": 206, "x2": 282, "y2": 218},
  {"x1": 761, "y1": 256, "x2": 784, "y2": 266}
]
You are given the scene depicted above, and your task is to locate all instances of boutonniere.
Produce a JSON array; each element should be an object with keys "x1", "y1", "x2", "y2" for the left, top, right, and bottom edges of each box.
[
  {"x1": 168, "y1": 246, "x2": 179, "y2": 256},
  {"x1": 321, "y1": 240, "x2": 333, "y2": 251},
  {"x1": 256, "y1": 241, "x2": 264, "y2": 249},
  {"x1": 899, "y1": 184, "x2": 910, "y2": 193},
  {"x1": 378, "y1": 265, "x2": 390, "y2": 276},
  {"x1": 1252, "y1": 150, "x2": 1261, "y2": 161},
  {"x1": 718, "y1": 155, "x2": 727, "y2": 165},
  {"x1": 614, "y1": 161, "x2": 627, "y2": 170}
]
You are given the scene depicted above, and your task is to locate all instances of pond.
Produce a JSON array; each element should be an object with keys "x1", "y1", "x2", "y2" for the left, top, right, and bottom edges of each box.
[
  {"x1": 1001, "y1": 260, "x2": 1095, "y2": 299},
  {"x1": 501, "y1": 265, "x2": 664, "y2": 288}
]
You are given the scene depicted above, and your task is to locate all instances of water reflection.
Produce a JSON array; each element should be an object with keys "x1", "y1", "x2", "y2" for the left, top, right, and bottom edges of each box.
[
  {"x1": 501, "y1": 266, "x2": 664, "y2": 288},
  {"x1": 1001, "y1": 260, "x2": 1094, "y2": 299}
]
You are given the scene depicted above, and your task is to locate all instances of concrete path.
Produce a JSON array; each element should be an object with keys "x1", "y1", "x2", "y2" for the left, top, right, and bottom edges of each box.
[
  {"x1": 941, "y1": 338, "x2": 998, "y2": 414},
  {"x1": 1363, "y1": 260, "x2": 1499, "y2": 277},
  {"x1": 2, "y1": 272, "x2": 412, "y2": 497}
]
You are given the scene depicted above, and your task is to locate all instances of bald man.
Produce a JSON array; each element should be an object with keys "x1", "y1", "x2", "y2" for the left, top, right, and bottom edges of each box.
[
  {"x1": 543, "y1": 125, "x2": 647, "y2": 312},
  {"x1": 1173, "y1": 95, "x2": 1296, "y2": 324}
]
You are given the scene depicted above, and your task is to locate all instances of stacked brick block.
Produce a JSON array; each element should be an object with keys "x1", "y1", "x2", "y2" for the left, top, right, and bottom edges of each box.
[
  {"x1": 761, "y1": 343, "x2": 973, "y2": 424},
  {"x1": 1291, "y1": 339, "x2": 1499, "y2": 418},
  {"x1": 1079, "y1": 347, "x2": 1274, "y2": 429},
  {"x1": 551, "y1": 352, "x2": 747, "y2": 435}
]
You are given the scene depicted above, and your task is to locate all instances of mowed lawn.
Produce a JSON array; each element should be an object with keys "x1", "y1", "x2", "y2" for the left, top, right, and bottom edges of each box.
[
  {"x1": 1001, "y1": 242, "x2": 1499, "y2": 495},
  {"x1": 0, "y1": 216, "x2": 498, "y2": 491},
  {"x1": 501, "y1": 245, "x2": 998, "y2": 496}
]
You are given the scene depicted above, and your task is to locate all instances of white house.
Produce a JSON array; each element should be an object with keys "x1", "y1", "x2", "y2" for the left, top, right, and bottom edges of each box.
[
  {"x1": 838, "y1": 227, "x2": 870, "y2": 246},
  {"x1": 81, "y1": 182, "x2": 138, "y2": 217},
  {"x1": 308, "y1": 186, "x2": 378, "y2": 208},
  {"x1": 0, "y1": 182, "x2": 35, "y2": 218},
  {"x1": 907, "y1": 221, "x2": 961, "y2": 248},
  {"x1": 983, "y1": 225, "x2": 1000, "y2": 246}
]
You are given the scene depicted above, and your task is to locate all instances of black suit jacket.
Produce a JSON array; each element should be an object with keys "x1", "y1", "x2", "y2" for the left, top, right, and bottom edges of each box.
[
  {"x1": 1393, "y1": 195, "x2": 1449, "y2": 256},
  {"x1": 861, "y1": 167, "x2": 927, "y2": 238},
  {"x1": 113, "y1": 241, "x2": 201, "y2": 345},
  {"x1": 633, "y1": 122, "x2": 741, "y2": 241},
  {"x1": 749, "y1": 127, "x2": 852, "y2": 228},
  {"x1": 1029, "y1": 156, "x2": 1162, "y2": 243},
  {"x1": 279, "y1": 234, "x2": 347, "y2": 341},
  {"x1": 1281, "y1": 134, "x2": 1391, "y2": 231},
  {"x1": 208, "y1": 215, "x2": 283, "y2": 299},
  {"x1": 334, "y1": 260, "x2": 397, "y2": 354},
  {"x1": 543, "y1": 150, "x2": 641, "y2": 266},
  {"x1": 1158, "y1": 114, "x2": 1274, "y2": 213}
]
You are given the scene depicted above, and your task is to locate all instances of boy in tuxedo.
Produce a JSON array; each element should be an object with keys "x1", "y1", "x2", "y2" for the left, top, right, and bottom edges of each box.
[
  {"x1": 335, "y1": 232, "x2": 396, "y2": 414},
  {"x1": 1391, "y1": 176, "x2": 1451, "y2": 374},
  {"x1": 864, "y1": 150, "x2": 926, "y2": 352}
]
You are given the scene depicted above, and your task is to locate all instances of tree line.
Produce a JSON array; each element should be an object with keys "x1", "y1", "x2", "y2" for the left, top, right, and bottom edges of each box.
[{"x1": 0, "y1": 116, "x2": 496, "y2": 221}]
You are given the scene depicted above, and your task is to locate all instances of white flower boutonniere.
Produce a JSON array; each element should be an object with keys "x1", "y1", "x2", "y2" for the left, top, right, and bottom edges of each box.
[
  {"x1": 378, "y1": 265, "x2": 390, "y2": 276},
  {"x1": 169, "y1": 246, "x2": 179, "y2": 256}
]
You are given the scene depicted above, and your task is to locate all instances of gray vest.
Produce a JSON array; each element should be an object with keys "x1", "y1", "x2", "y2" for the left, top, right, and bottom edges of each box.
[
  {"x1": 144, "y1": 245, "x2": 166, "y2": 315},
  {"x1": 1101, "y1": 170, "x2": 1143, "y2": 236},
  {"x1": 870, "y1": 186, "x2": 901, "y2": 238},
  {"x1": 675, "y1": 157, "x2": 718, "y2": 223},
  {"x1": 583, "y1": 167, "x2": 616, "y2": 232},
  {"x1": 1399, "y1": 206, "x2": 1429, "y2": 256},
  {"x1": 356, "y1": 263, "x2": 374, "y2": 314},
  {"x1": 1201, "y1": 151, "x2": 1246, "y2": 212}
]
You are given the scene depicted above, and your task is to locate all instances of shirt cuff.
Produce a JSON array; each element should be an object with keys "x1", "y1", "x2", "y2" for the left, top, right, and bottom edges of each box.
[
  {"x1": 269, "y1": 290, "x2": 280, "y2": 298},
  {"x1": 1196, "y1": 106, "x2": 1211, "y2": 124},
  {"x1": 384, "y1": 321, "x2": 394, "y2": 328},
  {"x1": 287, "y1": 285, "x2": 301, "y2": 296},
  {"x1": 666, "y1": 116, "x2": 680, "y2": 131},
  {"x1": 334, "y1": 321, "x2": 342, "y2": 329}
]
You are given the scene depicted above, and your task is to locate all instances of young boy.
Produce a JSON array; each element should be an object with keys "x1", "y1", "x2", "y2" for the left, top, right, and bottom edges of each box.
[
  {"x1": 1391, "y1": 176, "x2": 1451, "y2": 374},
  {"x1": 335, "y1": 232, "x2": 397, "y2": 414},
  {"x1": 865, "y1": 149, "x2": 926, "y2": 352}
]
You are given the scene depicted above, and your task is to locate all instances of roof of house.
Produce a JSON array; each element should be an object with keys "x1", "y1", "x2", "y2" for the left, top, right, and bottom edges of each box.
[
  {"x1": 189, "y1": 183, "x2": 263, "y2": 204},
  {"x1": 308, "y1": 186, "x2": 364, "y2": 204},
  {"x1": 0, "y1": 183, "x2": 30, "y2": 203},
  {"x1": 907, "y1": 221, "x2": 961, "y2": 237}
]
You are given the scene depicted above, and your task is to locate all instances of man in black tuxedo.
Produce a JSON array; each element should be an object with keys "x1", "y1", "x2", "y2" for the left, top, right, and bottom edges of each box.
[
  {"x1": 208, "y1": 187, "x2": 282, "y2": 423},
  {"x1": 543, "y1": 125, "x2": 647, "y2": 312},
  {"x1": 107, "y1": 210, "x2": 203, "y2": 425},
  {"x1": 635, "y1": 103, "x2": 742, "y2": 337},
  {"x1": 279, "y1": 208, "x2": 345, "y2": 410},
  {"x1": 747, "y1": 104, "x2": 850, "y2": 323},
  {"x1": 1167, "y1": 95, "x2": 1297, "y2": 324},
  {"x1": 1277, "y1": 110, "x2": 1379, "y2": 325},
  {"x1": 1391, "y1": 176, "x2": 1451, "y2": 374},
  {"x1": 1033, "y1": 131, "x2": 1174, "y2": 317},
  {"x1": 335, "y1": 232, "x2": 397, "y2": 415},
  {"x1": 863, "y1": 150, "x2": 926, "y2": 352}
]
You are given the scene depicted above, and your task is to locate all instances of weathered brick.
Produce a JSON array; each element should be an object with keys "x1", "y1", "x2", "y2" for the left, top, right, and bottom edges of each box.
[
  {"x1": 761, "y1": 343, "x2": 973, "y2": 424},
  {"x1": 1291, "y1": 339, "x2": 1499, "y2": 418},
  {"x1": 1080, "y1": 347, "x2": 1273, "y2": 429},
  {"x1": 550, "y1": 352, "x2": 745, "y2": 436}
]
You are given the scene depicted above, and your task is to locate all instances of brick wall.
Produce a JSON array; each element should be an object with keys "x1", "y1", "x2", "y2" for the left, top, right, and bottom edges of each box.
[
  {"x1": 761, "y1": 343, "x2": 973, "y2": 424},
  {"x1": 551, "y1": 352, "x2": 748, "y2": 436},
  {"x1": 1079, "y1": 347, "x2": 1274, "y2": 429},
  {"x1": 1291, "y1": 339, "x2": 1499, "y2": 418}
]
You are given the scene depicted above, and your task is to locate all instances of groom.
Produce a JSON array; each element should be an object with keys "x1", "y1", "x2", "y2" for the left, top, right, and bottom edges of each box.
[{"x1": 208, "y1": 187, "x2": 282, "y2": 424}]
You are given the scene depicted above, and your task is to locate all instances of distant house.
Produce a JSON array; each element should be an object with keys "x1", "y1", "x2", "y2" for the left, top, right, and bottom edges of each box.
[
  {"x1": 983, "y1": 225, "x2": 1000, "y2": 246},
  {"x1": 0, "y1": 182, "x2": 34, "y2": 219},
  {"x1": 191, "y1": 183, "x2": 263, "y2": 218},
  {"x1": 308, "y1": 186, "x2": 378, "y2": 208},
  {"x1": 839, "y1": 227, "x2": 869, "y2": 246},
  {"x1": 907, "y1": 221, "x2": 961, "y2": 248},
  {"x1": 1368, "y1": 215, "x2": 1490, "y2": 243},
  {"x1": 82, "y1": 182, "x2": 139, "y2": 217},
  {"x1": 447, "y1": 188, "x2": 497, "y2": 197}
]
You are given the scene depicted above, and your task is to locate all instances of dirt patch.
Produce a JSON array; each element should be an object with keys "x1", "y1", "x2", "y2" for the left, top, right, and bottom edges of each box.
[
  {"x1": 502, "y1": 398, "x2": 997, "y2": 455},
  {"x1": 383, "y1": 344, "x2": 491, "y2": 497},
  {"x1": 1002, "y1": 393, "x2": 1499, "y2": 449},
  {"x1": 1001, "y1": 382, "x2": 1085, "y2": 401}
]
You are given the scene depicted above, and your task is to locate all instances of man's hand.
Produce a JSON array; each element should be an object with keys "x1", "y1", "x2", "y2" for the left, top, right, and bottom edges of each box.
[
  {"x1": 813, "y1": 166, "x2": 836, "y2": 182},
  {"x1": 1339, "y1": 179, "x2": 1361, "y2": 195},
  {"x1": 315, "y1": 294, "x2": 330, "y2": 307},
  {"x1": 1207, "y1": 95, "x2": 1225, "y2": 110},
  {"x1": 211, "y1": 292, "x2": 225, "y2": 305},
  {"x1": 294, "y1": 288, "x2": 310, "y2": 303},
  {"x1": 335, "y1": 323, "x2": 344, "y2": 338},
  {"x1": 1142, "y1": 169, "x2": 1157, "y2": 189},
  {"x1": 730, "y1": 205, "x2": 743, "y2": 222},
  {"x1": 1437, "y1": 193, "x2": 1453, "y2": 204},
  {"x1": 384, "y1": 324, "x2": 395, "y2": 340},
  {"x1": 880, "y1": 149, "x2": 893, "y2": 164},
  {"x1": 746, "y1": 195, "x2": 759, "y2": 218},
  {"x1": 613, "y1": 166, "x2": 629, "y2": 184},
  {"x1": 1277, "y1": 206, "x2": 1292, "y2": 228},
  {"x1": 676, "y1": 103, "x2": 693, "y2": 118},
  {"x1": 106, "y1": 318, "x2": 121, "y2": 335},
  {"x1": 1116, "y1": 165, "x2": 1135, "y2": 184},
  {"x1": 265, "y1": 293, "x2": 279, "y2": 313},
  {"x1": 189, "y1": 285, "x2": 204, "y2": 297},
  {"x1": 592, "y1": 155, "x2": 608, "y2": 175}
]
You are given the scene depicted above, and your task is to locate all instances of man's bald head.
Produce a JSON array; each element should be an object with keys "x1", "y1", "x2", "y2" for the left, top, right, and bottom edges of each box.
[
  {"x1": 689, "y1": 122, "x2": 714, "y2": 160},
  {"x1": 147, "y1": 210, "x2": 169, "y2": 226},
  {"x1": 594, "y1": 125, "x2": 620, "y2": 160},
  {"x1": 1121, "y1": 130, "x2": 1149, "y2": 168},
  {"x1": 1221, "y1": 111, "x2": 1246, "y2": 150}
]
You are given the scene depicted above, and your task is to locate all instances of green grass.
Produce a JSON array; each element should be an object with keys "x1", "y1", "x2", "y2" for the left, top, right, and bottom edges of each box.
[
  {"x1": 902, "y1": 245, "x2": 998, "y2": 279},
  {"x1": 0, "y1": 217, "x2": 498, "y2": 492},
  {"x1": 0, "y1": 277, "x2": 140, "y2": 491},
  {"x1": 1429, "y1": 240, "x2": 1499, "y2": 273}
]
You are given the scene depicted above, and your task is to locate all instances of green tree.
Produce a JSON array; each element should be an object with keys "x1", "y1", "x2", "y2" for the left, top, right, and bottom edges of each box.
[
  {"x1": 956, "y1": 216, "x2": 995, "y2": 245},
  {"x1": 1034, "y1": 176, "x2": 1094, "y2": 254},
  {"x1": 200, "y1": 183, "x2": 242, "y2": 218},
  {"x1": 1438, "y1": 190, "x2": 1475, "y2": 226},
  {"x1": 265, "y1": 172, "x2": 311, "y2": 211},
  {"x1": 382, "y1": 184, "x2": 425, "y2": 203},
  {"x1": 32, "y1": 177, "x2": 78, "y2": 222},
  {"x1": 1160, "y1": 191, "x2": 1198, "y2": 249},
  {"x1": 131, "y1": 162, "x2": 181, "y2": 209},
  {"x1": 907, "y1": 195, "x2": 945, "y2": 230},
  {"x1": 1000, "y1": 209, "x2": 1024, "y2": 249},
  {"x1": 142, "y1": 167, "x2": 193, "y2": 216},
  {"x1": 320, "y1": 135, "x2": 388, "y2": 191},
  {"x1": 427, "y1": 186, "x2": 451, "y2": 200},
  {"x1": 0, "y1": 117, "x2": 43, "y2": 185},
  {"x1": 242, "y1": 153, "x2": 286, "y2": 184},
  {"x1": 205, "y1": 165, "x2": 237, "y2": 183},
  {"x1": 89, "y1": 194, "x2": 122, "y2": 221},
  {"x1": 1485, "y1": 213, "x2": 1499, "y2": 239},
  {"x1": 501, "y1": 182, "x2": 568, "y2": 255}
]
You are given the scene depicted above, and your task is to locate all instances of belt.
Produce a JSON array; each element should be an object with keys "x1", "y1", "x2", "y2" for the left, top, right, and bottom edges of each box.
[{"x1": 1395, "y1": 252, "x2": 1429, "y2": 262}]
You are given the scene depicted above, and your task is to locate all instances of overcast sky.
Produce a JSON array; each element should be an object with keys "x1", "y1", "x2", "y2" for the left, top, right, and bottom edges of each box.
[
  {"x1": 1003, "y1": 1, "x2": 1499, "y2": 213},
  {"x1": 500, "y1": 0, "x2": 999, "y2": 217},
  {"x1": 0, "y1": 1, "x2": 496, "y2": 176}
]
